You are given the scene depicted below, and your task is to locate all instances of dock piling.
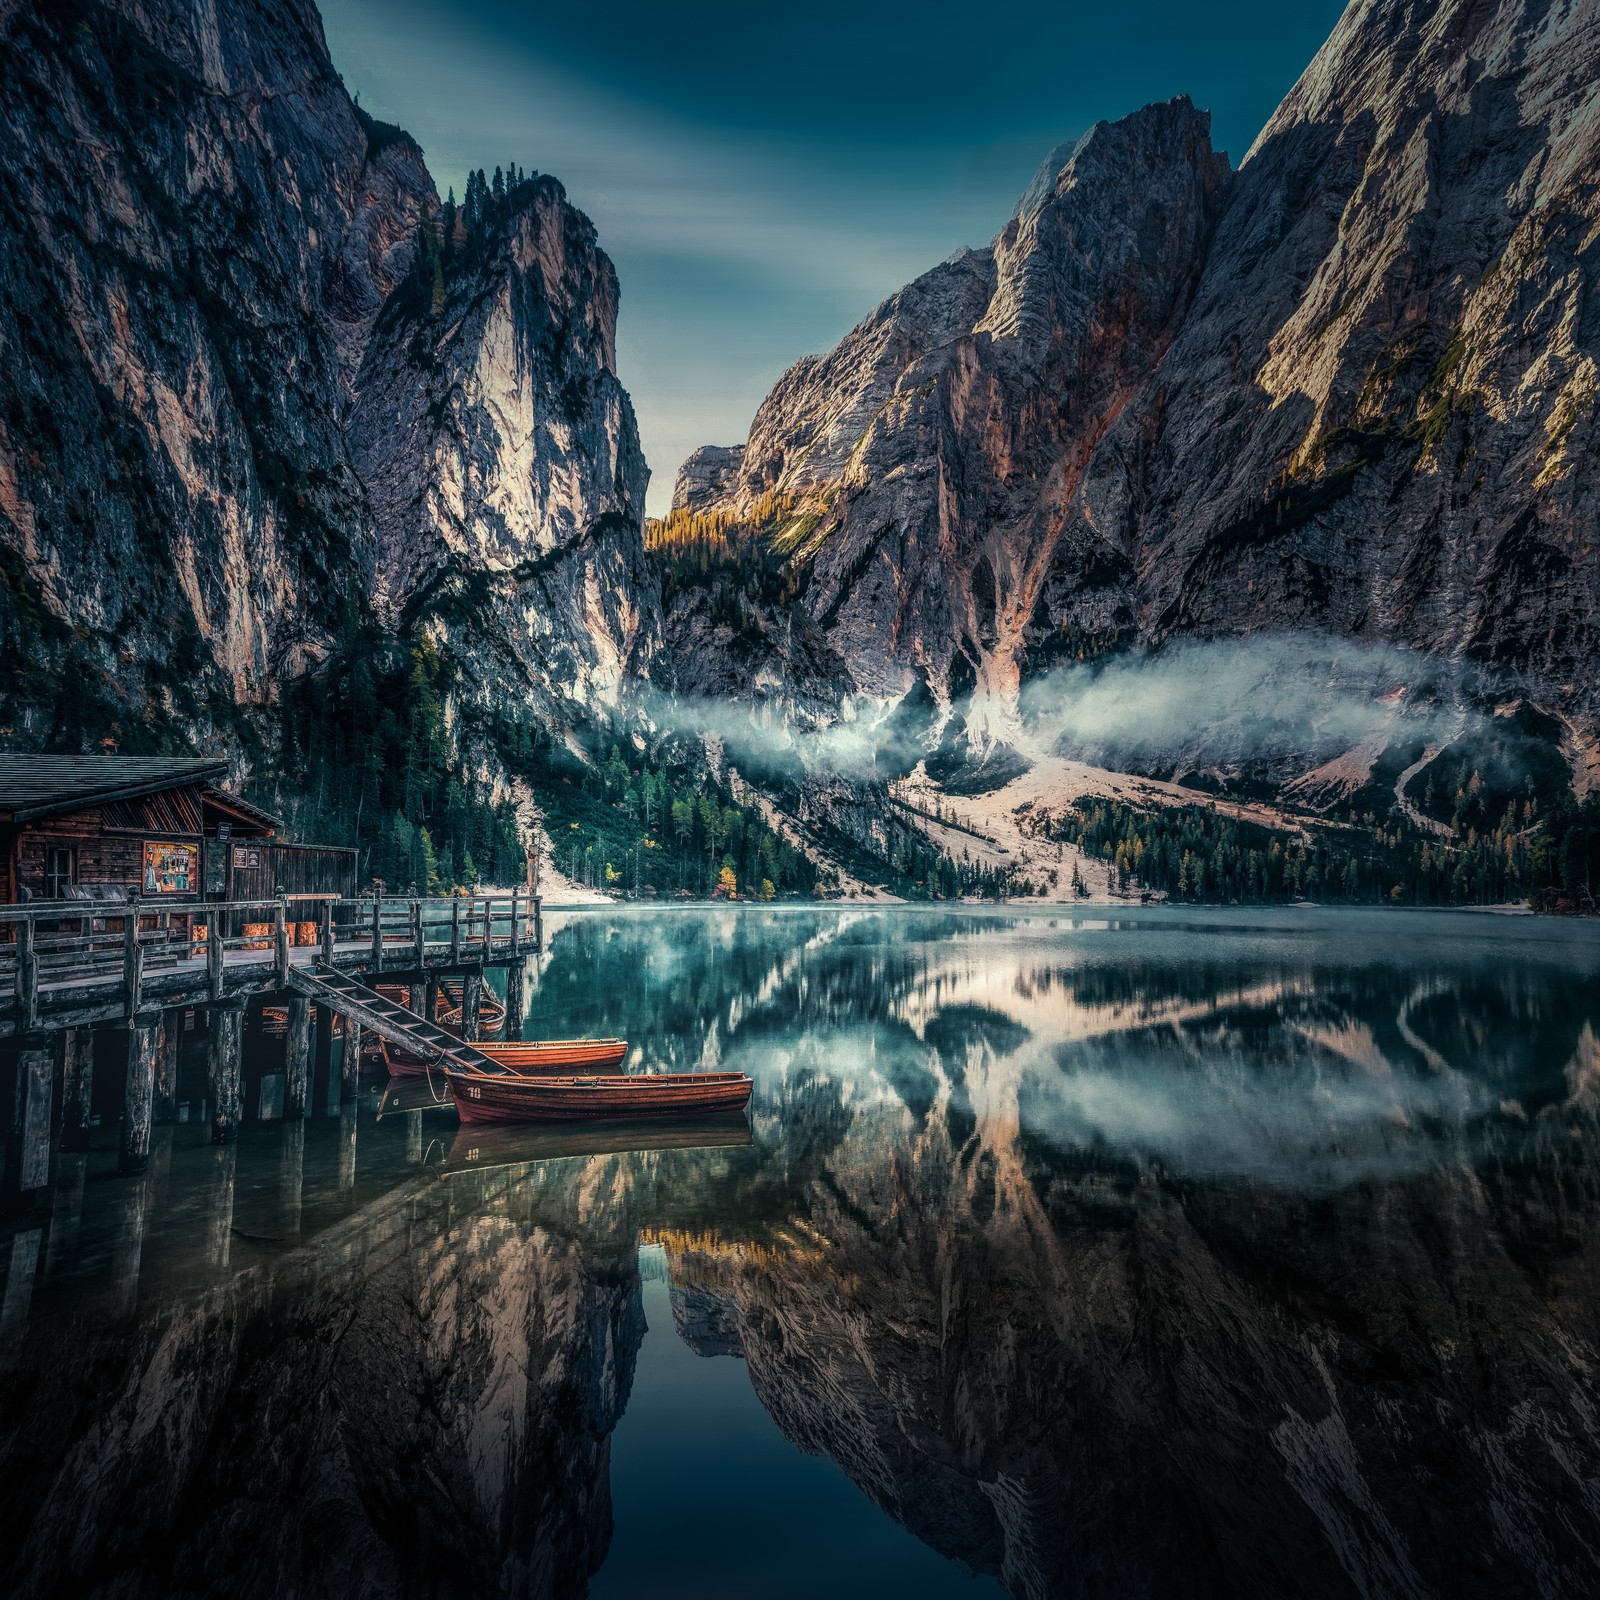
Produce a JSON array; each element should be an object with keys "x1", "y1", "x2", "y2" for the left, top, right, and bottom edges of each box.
[
  {"x1": 208, "y1": 1000, "x2": 245, "y2": 1144},
  {"x1": 119, "y1": 1013, "x2": 160, "y2": 1177},
  {"x1": 285, "y1": 997, "x2": 311, "y2": 1120},
  {"x1": 154, "y1": 1011, "x2": 181, "y2": 1125}
]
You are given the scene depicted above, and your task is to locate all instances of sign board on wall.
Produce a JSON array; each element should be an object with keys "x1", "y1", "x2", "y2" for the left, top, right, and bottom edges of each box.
[
  {"x1": 232, "y1": 845, "x2": 262, "y2": 869},
  {"x1": 143, "y1": 841, "x2": 197, "y2": 894}
]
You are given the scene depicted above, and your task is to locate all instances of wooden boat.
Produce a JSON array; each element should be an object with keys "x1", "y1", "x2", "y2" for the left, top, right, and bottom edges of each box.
[
  {"x1": 380, "y1": 1034, "x2": 628, "y2": 1079},
  {"x1": 444, "y1": 1067, "x2": 753, "y2": 1125},
  {"x1": 436, "y1": 980, "x2": 508, "y2": 1038},
  {"x1": 439, "y1": 1112, "x2": 752, "y2": 1174}
]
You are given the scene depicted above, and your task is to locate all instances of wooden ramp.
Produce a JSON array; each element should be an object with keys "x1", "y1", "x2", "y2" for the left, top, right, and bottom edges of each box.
[{"x1": 287, "y1": 964, "x2": 505, "y2": 1074}]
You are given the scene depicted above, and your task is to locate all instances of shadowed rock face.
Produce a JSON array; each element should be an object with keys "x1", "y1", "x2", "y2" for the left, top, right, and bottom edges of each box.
[
  {"x1": 0, "y1": 0, "x2": 655, "y2": 752},
  {"x1": 671, "y1": 0, "x2": 1600, "y2": 765},
  {"x1": 0, "y1": 1172, "x2": 645, "y2": 1600},
  {"x1": 0, "y1": 0, "x2": 431, "y2": 739}
]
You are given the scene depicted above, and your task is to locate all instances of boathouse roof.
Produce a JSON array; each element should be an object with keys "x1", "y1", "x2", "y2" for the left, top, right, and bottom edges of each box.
[{"x1": 0, "y1": 755, "x2": 278, "y2": 829}]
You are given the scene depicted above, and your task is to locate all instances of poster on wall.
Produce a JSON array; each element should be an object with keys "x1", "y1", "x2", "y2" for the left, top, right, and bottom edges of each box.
[
  {"x1": 143, "y1": 841, "x2": 197, "y2": 894},
  {"x1": 232, "y1": 845, "x2": 262, "y2": 869}
]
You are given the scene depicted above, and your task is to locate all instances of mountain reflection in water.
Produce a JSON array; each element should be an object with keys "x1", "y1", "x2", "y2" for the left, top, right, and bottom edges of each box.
[{"x1": 3, "y1": 906, "x2": 1599, "y2": 1599}]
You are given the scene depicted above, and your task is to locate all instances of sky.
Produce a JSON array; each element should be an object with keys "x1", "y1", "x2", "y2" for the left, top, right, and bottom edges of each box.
[{"x1": 319, "y1": 0, "x2": 1347, "y2": 515}]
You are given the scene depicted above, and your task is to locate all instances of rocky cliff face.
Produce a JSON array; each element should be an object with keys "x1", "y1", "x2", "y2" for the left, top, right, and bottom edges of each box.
[
  {"x1": 0, "y1": 0, "x2": 654, "y2": 764},
  {"x1": 671, "y1": 0, "x2": 1600, "y2": 774},
  {"x1": 348, "y1": 177, "x2": 655, "y2": 730},
  {"x1": 665, "y1": 99, "x2": 1230, "y2": 727},
  {"x1": 0, "y1": 0, "x2": 429, "y2": 746}
]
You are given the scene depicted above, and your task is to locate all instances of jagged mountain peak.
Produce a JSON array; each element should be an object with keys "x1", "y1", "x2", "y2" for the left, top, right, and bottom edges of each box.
[{"x1": 663, "y1": 0, "x2": 1600, "y2": 780}]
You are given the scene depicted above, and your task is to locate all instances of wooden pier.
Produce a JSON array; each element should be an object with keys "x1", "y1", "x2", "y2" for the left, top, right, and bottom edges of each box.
[{"x1": 1, "y1": 891, "x2": 540, "y2": 1204}]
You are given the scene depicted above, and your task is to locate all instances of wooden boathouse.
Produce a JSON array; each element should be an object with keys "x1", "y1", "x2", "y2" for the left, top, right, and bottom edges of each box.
[{"x1": 1, "y1": 756, "x2": 541, "y2": 1213}]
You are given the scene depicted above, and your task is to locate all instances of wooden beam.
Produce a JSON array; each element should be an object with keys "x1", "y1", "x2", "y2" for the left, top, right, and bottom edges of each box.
[
  {"x1": 412, "y1": 900, "x2": 424, "y2": 968},
  {"x1": 154, "y1": 1010, "x2": 181, "y2": 1124},
  {"x1": 461, "y1": 969, "x2": 483, "y2": 1042},
  {"x1": 505, "y1": 961, "x2": 525, "y2": 1042},
  {"x1": 370, "y1": 890, "x2": 382, "y2": 971},
  {"x1": 284, "y1": 997, "x2": 311, "y2": 1120},
  {"x1": 123, "y1": 909, "x2": 143, "y2": 1019},
  {"x1": 341, "y1": 1017, "x2": 362, "y2": 1097},
  {"x1": 450, "y1": 896, "x2": 462, "y2": 963},
  {"x1": 207, "y1": 909, "x2": 224, "y2": 1000},
  {"x1": 15, "y1": 918, "x2": 37, "y2": 1030},
  {"x1": 274, "y1": 900, "x2": 290, "y2": 985},
  {"x1": 119, "y1": 1013, "x2": 160, "y2": 1177},
  {"x1": 207, "y1": 1000, "x2": 244, "y2": 1144}
]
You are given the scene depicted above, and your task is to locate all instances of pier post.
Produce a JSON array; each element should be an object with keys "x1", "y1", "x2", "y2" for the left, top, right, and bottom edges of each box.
[
  {"x1": 4, "y1": 1034, "x2": 54, "y2": 1213},
  {"x1": 58, "y1": 1026, "x2": 94, "y2": 1152},
  {"x1": 206, "y1": 909, "x2": 224, "y2": 999},
  {"x1": 154, "y1": 1010, "x2": 182, "y2": 1125},
  {"x1": 505, "y1": 960, "x2": 525, "y2": 1041},
  {"x1": 424, "y1": 976, "x2": 440, "y2": 1023},
  {"x1": 208, "y1": 999, "x2": 245, "y2": 1144},
  {"x1": 406, "y1": 1109, "x2": 422, "y2": 1164},
  {"x1": 119, "y1": 1012, "x2": 161, "y2": 1177},
  {"x1": 314, "y1": 1006, "x2": 333, "y2": 1098},
  {"x1": 461, "y1": 969, "x2": 483, "y2": 1041},
  {"x1": 284, "y1": 997, "x2": 311, "y2": 1120},
  {"x1": 274, "y1": 899, "x2": 290, "y2": 985},
  {"x1": 123, "y1": 906, "x2": 144, "y2": 1019},
  {"x1": 342, "y1": 1017, "x2": 363, "y2": 1098}
]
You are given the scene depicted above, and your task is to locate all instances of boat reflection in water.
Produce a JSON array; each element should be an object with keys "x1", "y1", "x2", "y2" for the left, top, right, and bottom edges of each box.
[
  {"x1": 439, "y1": 1113, "x2": 754, "y2": 1176},
  {"x1": 2, "y1": 906, "x2": 1600, "y2": 1599}
]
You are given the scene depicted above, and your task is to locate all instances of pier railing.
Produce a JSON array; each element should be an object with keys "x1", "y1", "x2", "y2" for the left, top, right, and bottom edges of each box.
[{"x1": 0, "y1": 891, "x2": 539, "y2": 1032}]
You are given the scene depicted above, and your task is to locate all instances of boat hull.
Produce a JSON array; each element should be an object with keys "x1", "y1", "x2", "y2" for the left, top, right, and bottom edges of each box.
[
  {"x1": 444, "y1": 1067, "x2": 753, "y2": 1125},
  {"x1": 381, "y1": 1036, "x2": 628, "y2": 1079}
]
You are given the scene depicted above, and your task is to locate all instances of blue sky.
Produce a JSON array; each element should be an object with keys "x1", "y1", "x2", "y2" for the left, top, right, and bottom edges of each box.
[{"x1": 319, "y1": 1, "x2": 1346, "y2": 514}]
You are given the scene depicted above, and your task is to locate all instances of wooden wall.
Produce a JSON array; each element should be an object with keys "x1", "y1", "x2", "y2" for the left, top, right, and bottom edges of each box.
[
  {"x1": 11, "y1": 807, "x2": 195, "y2": 900},
  {"x1": 228, "y1": 842, "x2": 358, "y2": 901}
]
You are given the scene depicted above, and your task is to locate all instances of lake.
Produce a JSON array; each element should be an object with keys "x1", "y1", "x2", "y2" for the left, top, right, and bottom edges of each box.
[{"x1": 3, "y1": 905, "x2": 1600, "y2": 1598}]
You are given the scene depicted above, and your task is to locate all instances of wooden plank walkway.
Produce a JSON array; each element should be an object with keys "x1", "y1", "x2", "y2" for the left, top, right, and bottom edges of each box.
[{"x1": 1, "y1": 892, "x2": 540, "y2": 1037}]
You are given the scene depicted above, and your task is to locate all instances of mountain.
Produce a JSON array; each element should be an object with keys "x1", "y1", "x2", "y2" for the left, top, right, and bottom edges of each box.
[
  {"x1": 665, "y1": 0, "x2": 1600, "y2": 786},
  {"x1": 0, "y1": 0, "x2": 655, "y2": 775}
]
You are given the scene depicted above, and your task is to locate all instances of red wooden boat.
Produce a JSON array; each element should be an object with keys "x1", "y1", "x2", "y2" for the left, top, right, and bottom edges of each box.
[
  {"x1": 444, "y1": 1066, "x2": 753, "y2": 1125},
  {"x1": 380, "y1": 1035, "x2": 628, "y2": 1079}
]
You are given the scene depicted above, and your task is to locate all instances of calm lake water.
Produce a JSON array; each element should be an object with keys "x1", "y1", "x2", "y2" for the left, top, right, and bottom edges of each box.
[{"x1": 4, "y1": 905, "x2": 1600, "y2": 1599}]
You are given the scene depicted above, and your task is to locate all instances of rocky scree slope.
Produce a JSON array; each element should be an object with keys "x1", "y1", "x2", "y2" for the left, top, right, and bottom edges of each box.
[
  {"x1": 0, "y1": 0, "x2": 655, "y2": 767},
  {"x1": 671, "y1": 0, "x2": 1600, "y2": 777}
]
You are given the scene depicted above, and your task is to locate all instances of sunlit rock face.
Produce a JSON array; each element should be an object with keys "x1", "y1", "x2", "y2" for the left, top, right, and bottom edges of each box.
[
  {"x1": 0, "y1": 0, "x2": 655, "y2": 752},
  {"x1": 673, "y1": 0, "x2": 1600, "y2": 763},
  {"x1": 349, "y1": 180, "x2": 657, "y2": 726},
  {"x1": 668, "y1": 99, "x2": 1229, "y2": 718},
  {"x1": 1106, "y1": 0, "x2": 1600, "y2": 736}
]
